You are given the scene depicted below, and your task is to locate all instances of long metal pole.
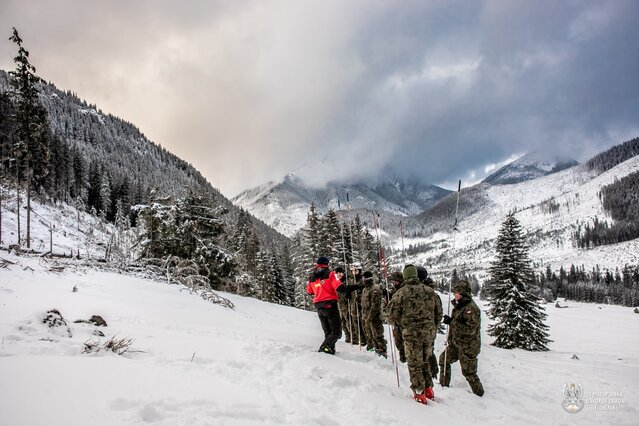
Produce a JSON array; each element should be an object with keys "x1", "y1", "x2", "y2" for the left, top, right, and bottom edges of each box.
[
  {"x1": 337, "y1": 196, "x2": 354, "y2": 347},
  {"x1": 372, "y1": 212, "x2": 400, "y2": 387},
  {"x1": 442, "y1": 179, "x2": 462, "y2": 386}
]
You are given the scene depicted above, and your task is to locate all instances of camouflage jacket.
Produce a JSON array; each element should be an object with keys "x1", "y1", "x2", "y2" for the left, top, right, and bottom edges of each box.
[
  {"x1": 434, "y1": 292, "x2": 443, "y2": 327},
  {"x1": 448, "y1": 295, "x2": 481, "y2": 355},
  {"x1": 386, "y1": 277, "x2": 437, "y2": 339},
  {"x1": 361, "y1": 278, "x2": 382, "y2": 322},
  {"x1": 337, "y1": 275, "x2": 354, "y2": 312}
]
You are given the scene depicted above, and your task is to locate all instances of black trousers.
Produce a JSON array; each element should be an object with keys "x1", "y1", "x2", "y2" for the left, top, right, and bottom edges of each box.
[{"x1": 316, "y1": 301, "x2": 342, "y2": 350}]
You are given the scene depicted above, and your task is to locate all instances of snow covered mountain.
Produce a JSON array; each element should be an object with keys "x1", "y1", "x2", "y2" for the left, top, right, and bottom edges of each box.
[
  {"x1": 232, "y1": 174, "x2": 450, "y2": 237},
  {"x1": 404, "y1": 152, "x2": 639, "y2": 281},
  {"x1": 483, "y1": 151, "x2": 578, "y2": 185}
]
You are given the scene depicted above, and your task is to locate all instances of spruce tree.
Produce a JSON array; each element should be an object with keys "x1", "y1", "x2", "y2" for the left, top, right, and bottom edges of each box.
[
  {"x1": 486, "y1": 213, "x2": 551, "y2": 351},
  {"x1": 322, "y1": 208, "x2": 342, "y2": 262},
  {"x1": 9, "y1": 28, "x2": 50, "y2": 248},
  {"x1": 279, "y1": 244, "x2": 296, "y2": 306},
  {"x1": 290, "y1": 231, "x2": 313, "y2": 310},
  {"x1": 173, "y1": 190, "x2": 236, "y2": 287},
  {"x1": 305, "y1": 203, "x2": 322, "y2": 259}
]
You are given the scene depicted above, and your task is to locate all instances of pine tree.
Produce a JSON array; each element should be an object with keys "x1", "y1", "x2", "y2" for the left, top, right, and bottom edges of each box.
[
  {"x1": 173, "y1": 190, "x2": 236, "y2": 287},
  {"x1": 136, "y1": 189, "x2": 175, "y2": 259},
  {"x1": 486, "y1": 213, "x2": 551, "y2": 351},
  {"x1": 265, "y1": 246, "x2": 286, "y2": 304},
  {"x1": 305, "y1": 203, "x2": 322, "y2": 258},
  {"x1": 322, "y1": 208, "x2": 342, "y2": 262},
  {"x1": 279, "y1": 244, "x2": 296, "y2": 306},
  {"x1": 9, "y1": 28, "x2": 50, "y2": 247},
  {"x1": 290, "y1": 232, "x2": 312, "y2": 310}
]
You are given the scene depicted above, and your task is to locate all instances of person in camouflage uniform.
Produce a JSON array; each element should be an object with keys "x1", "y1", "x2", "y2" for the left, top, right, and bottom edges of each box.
[
  {"x1": 334, "y1": 267, "x2": 353, "y2": 344},
  {"x1": 439, "y1": 280, "x2": 484, "y2": 396},
  {"x1": 417, "y1": 266, "x2": 443, "y2": 378},
  {"x1": 386, "y1": 265, "x2": 438, "y2": 404},
  {"x1": 361, "y1": 271, "x2": 387, "y2": 357},
  {"x1": 388, "y1": 271, "x2": 406, "y2": 363},
  {"x1": 349, "y1": 263, "x2": 366, "y2": 347}
]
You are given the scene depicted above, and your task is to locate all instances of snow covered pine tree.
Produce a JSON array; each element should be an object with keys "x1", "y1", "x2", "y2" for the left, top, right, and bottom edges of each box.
[{"x1": 485, "y1": 212, "x2": 551, "y2": 351}]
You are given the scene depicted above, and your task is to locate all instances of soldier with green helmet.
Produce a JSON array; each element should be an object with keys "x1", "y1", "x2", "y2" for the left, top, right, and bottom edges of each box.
[
  {"x1": 439, "y1": 280, "x2": 484, "y2": 396},
  {"x1": 386, "y1": 265, "x2": 438, "y2": 405}
]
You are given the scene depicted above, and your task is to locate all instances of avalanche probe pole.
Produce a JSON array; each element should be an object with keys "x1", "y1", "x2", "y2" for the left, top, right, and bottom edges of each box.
[
  {"x1": 347, "y1": 193, "x2": 362, "y2": 351},
  {"x1": 372, "y1": 213, "x2": 400, "y2": 387},
  {"x1": 442, "y1": 179, "x2": 461, "y2": 387},
  {"x1": 338, "y1": 196, "x2": 354, "y2": 347},
  {"x1": 400, "y1": 220, "x2": 406, "y2": 265}
]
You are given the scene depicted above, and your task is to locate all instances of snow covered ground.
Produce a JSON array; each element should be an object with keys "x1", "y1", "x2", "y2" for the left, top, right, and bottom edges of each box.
[{"x1": 1, "y1": 253, "x2": 637, "y2": 426}]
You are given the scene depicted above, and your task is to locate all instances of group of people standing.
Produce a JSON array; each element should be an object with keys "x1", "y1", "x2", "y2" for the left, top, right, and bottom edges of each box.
[{"x1": 306, "y1": 257, "x2": 484, "y2": 405}]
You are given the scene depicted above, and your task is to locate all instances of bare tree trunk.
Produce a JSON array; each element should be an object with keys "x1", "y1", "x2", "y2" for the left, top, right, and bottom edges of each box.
[
  {"x1": 0, "y1": 172, "x2": 3, "y2": 245},
  {"x1": 16, "y1": 167, "x2": 20, "y2": 246},
  {"x1": 26, "y1": 168, "x2": 31, "y2": 249}
]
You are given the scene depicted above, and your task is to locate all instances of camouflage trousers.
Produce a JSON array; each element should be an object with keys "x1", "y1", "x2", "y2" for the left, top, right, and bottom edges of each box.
[
  {"x1": 428, "y1": 338, "x2": 438, "y2": 378},
  {"x1": 338, "y1": 306, "x2": 351, "y2": 342},
  {"x1": 392, "y1": 326, "x2": 405, "y2": 362},
  {"x1": 404, "y1": 337, "x2": 434, "y2": 392},
  {"x1": 439, "y1": 344, "x2": 484, "y2": 396},
  {"x1": 349, "y1": 303, "x2": 367, "y2": 346},
  {"x1": 364, "y1": 316, "x2": 387, "y2": 354}
]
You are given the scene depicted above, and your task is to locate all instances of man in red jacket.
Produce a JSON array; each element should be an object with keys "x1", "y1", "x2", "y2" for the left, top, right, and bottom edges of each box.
[{"x1": 307, "y1": 256, "x2": 363, "y2": 354}]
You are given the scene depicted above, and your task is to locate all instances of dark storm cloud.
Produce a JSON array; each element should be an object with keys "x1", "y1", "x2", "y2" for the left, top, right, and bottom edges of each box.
[
  {"x1": 309, "y1": 0, "x2": 639, "y2": 189},
  {"x1": 1, "y1": 1, "x2": 637, "y2": 195}
]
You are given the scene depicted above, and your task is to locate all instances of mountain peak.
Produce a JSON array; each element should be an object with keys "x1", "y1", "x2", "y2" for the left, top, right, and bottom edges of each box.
[{"x1": 483, "y1": 151, "x2": 578, "y2": 185}]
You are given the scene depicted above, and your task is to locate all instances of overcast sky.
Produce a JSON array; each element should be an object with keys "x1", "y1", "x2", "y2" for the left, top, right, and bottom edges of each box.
[{"x1": 1, "y1": 0, "x2": 638, "y2": 197}]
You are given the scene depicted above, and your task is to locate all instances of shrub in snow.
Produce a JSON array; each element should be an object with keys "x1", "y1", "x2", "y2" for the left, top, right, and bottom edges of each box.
[
  {"x1": 83, "y1": 336, "x2": 134, "y2": 355},
  {"x1": 42, "y1": 309, "x2": 72, "y2": 338}
]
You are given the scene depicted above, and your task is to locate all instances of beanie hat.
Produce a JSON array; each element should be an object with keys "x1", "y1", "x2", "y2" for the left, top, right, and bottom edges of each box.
[
  {"x1": 334, "y1": 266, "x2": 345, "y2": 274},
  {"x1": 416, "y1": 266, "x2": 428, "y2": 283},
  {"x1": 363, "y1": 271, "x2": 374, "y2": 279},
  {"x1": 316, "y1": 256, "x2": 330, "y2": 266},
  {"x1": 403, "y1": 265, "x2": 418, "y2": 281},
  {"x1": 452, "y1": 280, "x2": 471, "y2": 295}
]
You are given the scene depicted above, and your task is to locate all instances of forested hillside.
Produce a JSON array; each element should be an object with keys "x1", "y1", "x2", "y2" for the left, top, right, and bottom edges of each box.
[
  {"x1": 1, "y1": 31, "x2": 289, "y2": 307},
  {"x1": 586, "y1": 137, "x2": 639, "y2": 173},
  {"x1": 0, "y1": 69, "x2": 286, "y2": 246}
]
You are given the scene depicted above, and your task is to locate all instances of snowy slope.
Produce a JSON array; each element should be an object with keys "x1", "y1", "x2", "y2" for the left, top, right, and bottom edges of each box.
[
  {"x1": 0, "y1": 253, "x2": 637, "y2": 425},
  {"x1": 406, "y1": 155, "x2": 639, "y2": 279},
  {"x1": 0, "y1": 190, "x2": 113, "y2": 259}
]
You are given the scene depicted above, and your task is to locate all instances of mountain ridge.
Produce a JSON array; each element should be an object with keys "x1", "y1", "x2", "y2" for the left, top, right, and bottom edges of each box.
[{"x1": 232, "y1": 173, "x2": 450, "y2": 237}]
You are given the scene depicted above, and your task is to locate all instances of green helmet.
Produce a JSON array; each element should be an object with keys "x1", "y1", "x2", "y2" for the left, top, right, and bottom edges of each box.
[
  {"x1": 403, "y1": 265, "x2": 418, "y2": 281},
  {"x1": 452, "y1": 280, "x2": 471, "y2": 295}
]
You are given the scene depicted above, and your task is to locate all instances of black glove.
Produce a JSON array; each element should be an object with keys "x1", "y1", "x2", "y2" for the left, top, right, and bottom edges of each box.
[
  {"x1": 344, "y1": 283, "x2": 365, "y2": 294},
  {"x1": 442, "y1": 315, "x2": 452, "y2": 325}
]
